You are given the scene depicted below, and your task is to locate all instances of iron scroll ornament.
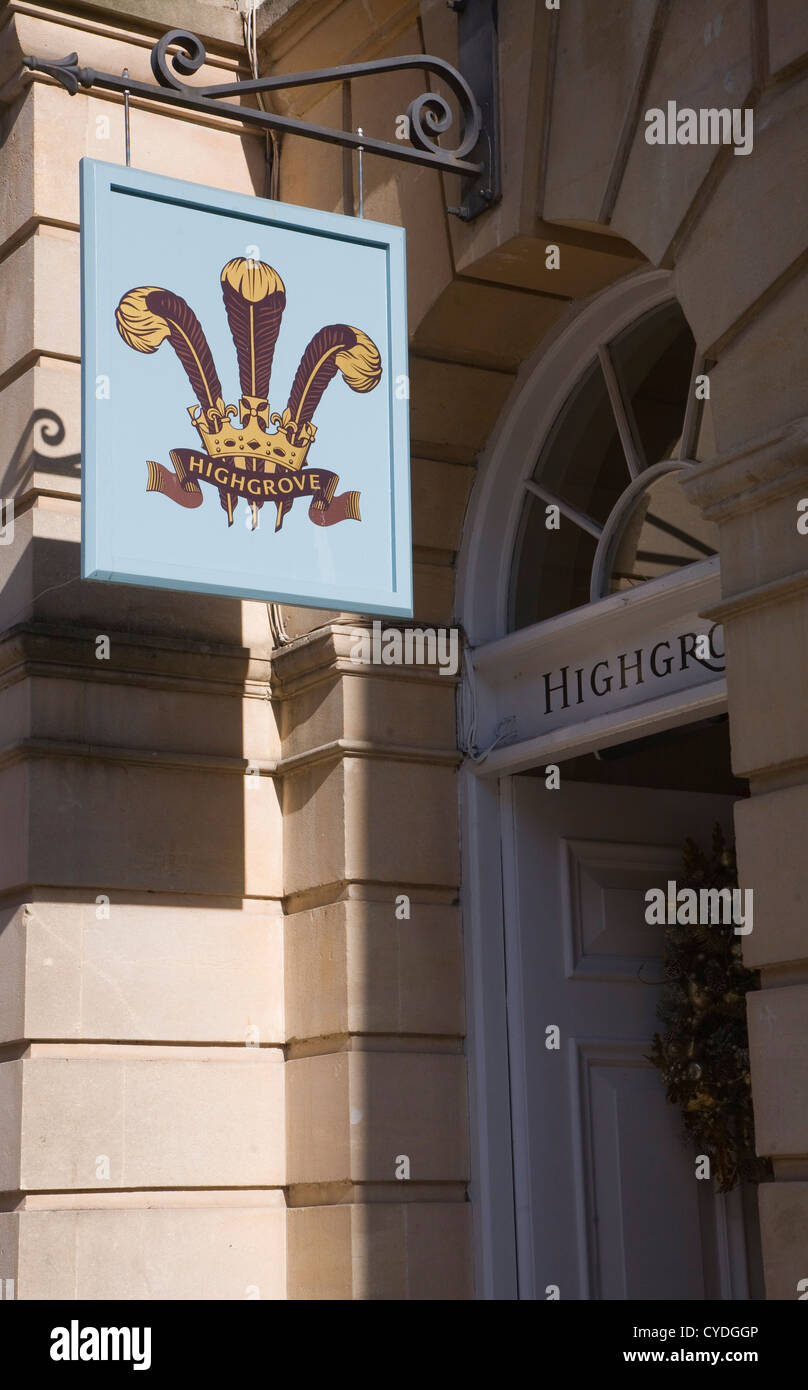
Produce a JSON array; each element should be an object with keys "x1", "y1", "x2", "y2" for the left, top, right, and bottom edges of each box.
[{"x1": 24, "y1": 28, "x2": 494, "y2": 208}]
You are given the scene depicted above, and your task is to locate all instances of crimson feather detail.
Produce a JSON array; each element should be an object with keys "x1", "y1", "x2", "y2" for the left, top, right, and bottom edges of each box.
[
  {"x1": 220, "y1": 258, "x2": 286, "y2": 401},
  {"x1": 286, "y1": 324, "x2": 382, "y2": 431},
  {"x1": 115, "y1": 286, "x2": 223, "y2": 413}
]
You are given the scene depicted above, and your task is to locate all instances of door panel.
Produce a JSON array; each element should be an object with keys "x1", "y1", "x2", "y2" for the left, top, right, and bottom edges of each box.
[
  {"x1": 580, "y1": 1046, "x2": 706, "y2": 1298},
  {"x1": 504, "y1": 778, "x2": 753, "y2": 1300}
]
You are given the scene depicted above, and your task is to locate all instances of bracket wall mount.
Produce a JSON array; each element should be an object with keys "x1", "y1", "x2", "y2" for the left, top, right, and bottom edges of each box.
[{"x1": 25, "y1": 17, "x2": 500, "y2": 221}]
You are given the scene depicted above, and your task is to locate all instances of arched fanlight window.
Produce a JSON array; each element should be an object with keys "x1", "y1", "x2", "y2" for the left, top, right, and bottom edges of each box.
[{"x1": 509, "y1": 300, "x2": 719, "y2": 631}]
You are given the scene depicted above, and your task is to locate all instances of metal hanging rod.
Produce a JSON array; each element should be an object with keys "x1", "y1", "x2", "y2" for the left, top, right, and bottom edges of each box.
[{"x1": 24, "y1": 26, "x2": 500, "y2": 217}]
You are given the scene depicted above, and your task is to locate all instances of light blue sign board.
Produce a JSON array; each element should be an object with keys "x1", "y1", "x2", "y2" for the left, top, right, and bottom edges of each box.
[{"x1": 80, "y1": 159, "x2": 412, "y2": 616}]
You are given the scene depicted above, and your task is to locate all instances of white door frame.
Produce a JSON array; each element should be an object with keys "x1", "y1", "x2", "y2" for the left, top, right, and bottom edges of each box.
[{"x1": 456, "y1": 269, "x2": 734, "y2": 1298}]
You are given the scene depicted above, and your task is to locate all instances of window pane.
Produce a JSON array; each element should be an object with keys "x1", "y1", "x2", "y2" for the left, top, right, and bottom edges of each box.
[
  {"x1": 609, "y1": 302, "x2": 694, "y2": 465},
  {"x1": 530, "y1": 357, "x2": 626, "y2": 527},
  {"x1": 609, "y1": 470, "x2": 718, "y2": 593},
  {"x1": 510, "y1": 491, "x2": 598, "y2": 629},
  {"x1": 509, "y1": 359, "x2": 623, "y2": 628}
]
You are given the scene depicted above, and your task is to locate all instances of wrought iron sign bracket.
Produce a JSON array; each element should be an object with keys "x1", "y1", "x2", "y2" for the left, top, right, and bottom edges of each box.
[
  {"x1": 24, "y1": 21, "x2": 500, "y2": 222},
  {"x1": 446, "y1": 0, "x2": 501, "y2": 220}
]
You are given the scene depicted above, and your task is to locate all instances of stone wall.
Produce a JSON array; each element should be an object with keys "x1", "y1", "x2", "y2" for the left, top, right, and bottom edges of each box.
[{"x1": 0, "y1": 0, "x2": 806, "y2": 1299}]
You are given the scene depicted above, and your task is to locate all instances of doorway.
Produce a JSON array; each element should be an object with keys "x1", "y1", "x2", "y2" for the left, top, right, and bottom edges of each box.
[
  {"x1": 499, "y1": 719, "x2": 763, "y2": 1299},
  {"x1": 456, "y1": 271, "x2": 762, "y2": 1297}
]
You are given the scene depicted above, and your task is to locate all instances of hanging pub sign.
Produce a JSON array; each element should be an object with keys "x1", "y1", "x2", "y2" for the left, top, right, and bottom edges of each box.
[{"x1": 80, "y1": 159, "x2": 412, "y2": 616}]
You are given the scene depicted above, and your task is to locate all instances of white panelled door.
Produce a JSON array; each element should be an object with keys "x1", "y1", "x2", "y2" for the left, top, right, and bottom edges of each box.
[{"x1": 503, "y1": 778, "x2": 753, "y2": 1301}]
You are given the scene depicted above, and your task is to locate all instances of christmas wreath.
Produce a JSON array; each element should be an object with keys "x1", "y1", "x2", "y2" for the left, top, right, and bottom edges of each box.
[{"x1": 648, "y1": 823, "x2": 772, "y2": 1192}]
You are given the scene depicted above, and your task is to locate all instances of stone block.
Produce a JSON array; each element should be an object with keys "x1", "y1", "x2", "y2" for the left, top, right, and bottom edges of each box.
[
  {"x1": 343, "y1": 756, "x2": 459, "y2": 887},
  {"x1": 734, "y1": 786, "x2": 808, "y2": 969},
  {"x1": 343, "y1": 670, "x2": 457, "y2": 748},
  {"x1": 409, "y1": 356, "x2": 514, "y2": 464},
  {"x1": 0, "y1": 230, "x2": 79, "y2": 380},
  {"x1": 260, "y1": 0, "x2": 411, "y2": 107},
  {"x1": 706, "y1": 271, "x2": 808, "y2": 453},
  {"x1": 457, "y1": 233, "x2": 642, "y2": 301},
  {"x1": 282, "y1": 760, "x2": 349, "y2": 898},
  {"x1": 758, "y1": 1182, "x2": 808, "y2": 1300},
  {"x1": 413, "y1": 280, "x2": 565, "y2": 374},
  {"x1": 768, "y1": 0, "x2": 808, "y2": 75},
  {"x1": 285, "y1": 898, "x2": 464, "y2": 1041},
  {"x1": 2, "y1": 751, "x2": 281, "y2": 899},
  {"x1": 1, "y1": 1203, "x2": 285, "y2": 1300},
  {"x1": 713, "y1": 483, "x2": 808, "y2": 599},
  {"x1": 544, "y1": 0, "x2": 659, "y2": 227},
  {"x1": 676, "y1": 79, "x2": 808, "y2": 356},
  {"x1": 0, "y1": 898, "x2": 283, "y2": 1045},
  {"x1": 611, "y1": 0, "x2": 752, "y2": 265},
  {"x1": 287, "y1": 1050, "x2": 467, "y2": 1184},
  {"x1": 278, "y1": 663, "x2": 456, "y2": 763},
  {"x1": 721, "y1": 597, "x2": 808, "y2": 782},
  {"x1": 0, "y1": 1061, "x2": 22, "y2": 1191},
  {"x1": 20, "y1": 670, "x2": 277, "y2": 762},
  {"x1": 286, "y1": 1201, "x2": 472, "y2": 1299},
  {"x1": 411, "y1": 456, "x2": 474, "y2": 554},
  {"x1": 0, "y1": 359, "x2": 81, "y2": 502},
  {"x1": 747, "y1": 984, "x2": 808, "y2": 1155},
  {"x1": 16, "y1": 1050, "x2": 285, "y2": 1190},
  {"x1": 413, "y1": 557, "x2": 456, "y2": 625}
]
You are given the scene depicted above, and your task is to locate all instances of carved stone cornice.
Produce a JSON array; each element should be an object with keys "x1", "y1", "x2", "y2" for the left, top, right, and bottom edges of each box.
[
  {"x1": 0, "y1": 622, "x2": 272, "y2": 693},
  {"x1": 681, "y1": 416, "x2": 808, "y2": 522},
  {"x1": 270, "y1": 621, "x2": 461, "y2": 699},
  {"x1": 700, "y1": 568, "x2": 808, "y2": 626}
]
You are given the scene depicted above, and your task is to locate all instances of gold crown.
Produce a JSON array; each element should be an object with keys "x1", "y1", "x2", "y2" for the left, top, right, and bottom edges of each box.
[{"x1": 190, "y1": 397, "x2": 316, "y2": 473}]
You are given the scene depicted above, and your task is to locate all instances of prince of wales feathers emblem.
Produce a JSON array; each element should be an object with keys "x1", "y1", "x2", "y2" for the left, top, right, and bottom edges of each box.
[{"x1": 115, "y1": 256, "x2": 382, "y2": 531}]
